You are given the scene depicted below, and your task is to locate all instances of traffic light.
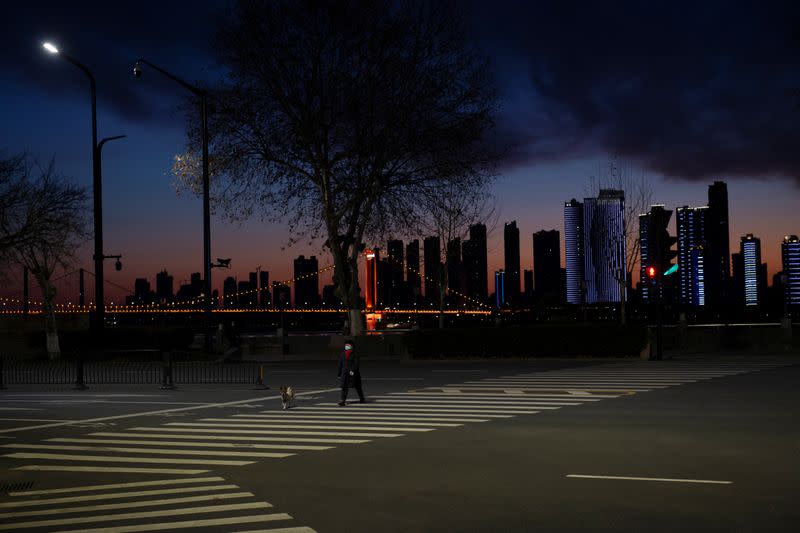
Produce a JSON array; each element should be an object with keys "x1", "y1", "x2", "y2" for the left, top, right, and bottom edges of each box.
[{"x1": 647, "y1": 265, "x2": 657, "y2": 280}]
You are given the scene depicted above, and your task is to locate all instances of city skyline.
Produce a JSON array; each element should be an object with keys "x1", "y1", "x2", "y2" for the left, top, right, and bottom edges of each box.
[{"x1": 1, "y1": 1, "x2": 799, "y2": 303}]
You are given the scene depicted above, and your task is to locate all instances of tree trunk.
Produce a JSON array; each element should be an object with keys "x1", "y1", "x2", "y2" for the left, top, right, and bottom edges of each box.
[
  {"x1": 331, "y1": 242, "x2": 364, "y2": 337},
  {"x1": 39, "y1": 278, "x2": 60, "y2": 359}
]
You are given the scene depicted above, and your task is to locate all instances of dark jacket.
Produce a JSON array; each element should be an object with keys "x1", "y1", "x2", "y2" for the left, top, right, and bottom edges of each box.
[{"x1": 337, "y1": 349, "x2": 360, "y2": 381}]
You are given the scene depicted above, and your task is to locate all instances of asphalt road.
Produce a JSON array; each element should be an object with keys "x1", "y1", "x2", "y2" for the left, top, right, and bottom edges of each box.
[{"x1": 0, "y1": 357, "x2": 797, "y2": 532}]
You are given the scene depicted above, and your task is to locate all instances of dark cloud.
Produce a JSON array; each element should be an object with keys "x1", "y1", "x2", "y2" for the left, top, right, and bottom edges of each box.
[
  {"x1": 1, "y1": 1, "x2": 224, "y2": 125},
  {"x1": 467, "y1": 0, "x2": 800, "y2": 184}
]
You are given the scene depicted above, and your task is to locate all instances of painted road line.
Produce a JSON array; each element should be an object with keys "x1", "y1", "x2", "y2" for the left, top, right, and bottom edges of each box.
[
  {"x1": 363, "y1": 399, "x2": 583, "y2": 406},
  {"x1": 0, "y1": 491, "x2": 254, "y2": 519},
  {"x1": 233, "y1": 414, "x2": 489, "y2": 423},
  {"x1": 316, "y1": 403, "x2": 548, "y2": 412},
  {"x1": 90, "y1": 432, "x2": 370, "y2": 444},
  {"x1": 434, "y1": 386, "x2": 649, "y2": 392},
  {"x1": 295, "y1": 407, "x2": 517, "y2": 416},
  {"x1": 50, "y1": 438, "x2": 334, "y2": 451},
  {"x1": 8, "y1": 476, "x2": 225, "y2": 497},
  {"x1": 59, "y1": 513, "x2": 292, "y2": 533},
  {"x1": 13, "y1": 465, "x2": 209, "y2": 474},
  {"x1": 472, "y1": 380, "x2": 681, "y2": 385},
  {"x1": 0, "y1": 501, "x2": 274, "y2": 530},
  {"x1": 2, "y1": 452, "x2": 255, "y2": 467},
  {"x1": 0, "y1": 418, "x2": 76, "y2": 422},
  {"x1": 0, "y1": 407, "x2": 42, "y2": 411},
  {"x1": 388, "y1": 393, "x2": 617, "y2": 399},
  {"x1": 0, "y1": 387, "x2": 340, "y2": 434},
  {"x1": 566, "y1": 474, "x2": 732, "y2": 484},
  {"x1": 0, "y1": 444, "x2": 295, "y2": 458},
  {"x1": 128, "y1": 427, "x2": 402, "y2": 438},
  {"x1": 0, "y1": 484, "x2": 239, "y2": 507},
  {"x1": 290, "y1": 408, "x2": 511, "y2": 418},
  {"x1": 236, "y1": 526, "x2": 317, "y2": 533},
  {"x1": 169, "y1": 422, "x2": 436, "y2": 432},
  {"x1": 212, "y1": 418, "x2": 463, "y2": 427}
]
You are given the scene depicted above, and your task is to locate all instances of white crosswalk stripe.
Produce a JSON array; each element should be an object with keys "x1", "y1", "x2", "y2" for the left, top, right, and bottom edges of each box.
[{"x1": 0, "y1": 477, "x2": 316, "y2": 533}]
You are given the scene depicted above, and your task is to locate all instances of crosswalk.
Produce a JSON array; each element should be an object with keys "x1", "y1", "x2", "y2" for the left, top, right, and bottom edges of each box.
[
  {"x1": 1, "y1": 361, "x2": 787, "y2": 478},
  {"x1": 0, "y1": 476, "x2": 316, "y2": 532}
]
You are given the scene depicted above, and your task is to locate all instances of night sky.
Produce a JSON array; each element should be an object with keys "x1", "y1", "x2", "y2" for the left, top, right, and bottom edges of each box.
[{"x1": 2, "y1": 0, "x2": 799, "y2": 302}]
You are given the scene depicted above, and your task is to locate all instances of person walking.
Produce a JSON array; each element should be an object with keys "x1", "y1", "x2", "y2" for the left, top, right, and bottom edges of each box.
[{"x1": 337, "y1": 340, "x2": 365, "y2": 405}]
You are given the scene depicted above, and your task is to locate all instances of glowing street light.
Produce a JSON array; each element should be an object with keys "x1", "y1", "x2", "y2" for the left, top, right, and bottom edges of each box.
[{"x1": 42, "y1": 42, "x2": 59, "y2": 54}]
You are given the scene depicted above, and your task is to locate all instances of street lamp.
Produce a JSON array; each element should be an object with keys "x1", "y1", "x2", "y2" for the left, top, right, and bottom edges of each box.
[
  {"x1": 42, "y1": 42, "x2": 124, "y2": 335},
  {"x1": 133, "y1": 58, "x2": 212, "y2": 350}
]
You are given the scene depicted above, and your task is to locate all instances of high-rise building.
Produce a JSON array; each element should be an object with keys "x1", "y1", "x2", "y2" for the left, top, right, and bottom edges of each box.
[
  {"x1": 133, "y1": 278, "x2": 151, "y2": 305},
  {"x1": 423, "y1": 236, "x2": 441, "y2": 305},
  {"x1": 462, "y1": 224, "x2": 488, "y2": 304},
  {"x1": 782, "y1": 235, "x2": 800, "y2": 308},
  {"x1": 272, "y1": 281, "x2": 291, "y2": 310},
  {"x1": 676, "y1": 206, "x2": 709, "y2": 306},
  {"x1": 386, "y1": 239, "x2": 407, "y2": 307},
  {"x1": 523, "y1": 269, "x2": 533, "y2": 305},
  {"x1": 447, "y1": 237, "x2": 464, "y2": 305},
  {"x1": 706, "y1": 181, "x2": 731, "y2": 308},
  {"x1": 533, "y1": 229, "x2": 561, "y2": 305},
  {"x1": 504, "y1": 221, "x2": 521, "y2": 305},
  {"x1": 322, "y1": 284, "x2": 340, "y2": 308},
  {"x1": 583, "y1": 190, "x2": 625, "y2": 303},
  {"x1": 639, "y1": 205, "x2": 676, "y2": 303},
  {"x1": 406, "y1": 239, "x2": 421, "y2": 301},
  {"x1": 494, "y1": 270, "x2": 506, "y2": 308},
  {"x1": 237, "y1": 280, "x2": 253, "y2": 308},
  {"x1": 293, "y1": 255, "x2": 319, "y2": 308},
  {"x1": 365, "y1": 248, "x2": 378, "y2": 310},
  {"x1": 223, "y1": 276, "x2": 237, "y2": 308},
  {"x1": 740, "y1": 234, "x2": 763, "y2": 307},
  {"x1": 155, "y1": 270, "x2": 174, "y2": 303},
  {"x1": 259, "y1": 270, "x2": 270, "y2": 308},
  {"x1": 564, "y1": 199, "x2": 584, "y2": 304}
]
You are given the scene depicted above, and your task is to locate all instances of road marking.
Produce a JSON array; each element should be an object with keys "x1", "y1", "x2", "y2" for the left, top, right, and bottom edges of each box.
[
  {"x1": 0, "y1": 502, "x2": 275, "y2": 530},
  {"x1": 2, "y1": 452, "x2": 255, "y2": 466},
  {"x1": 14, "y1": 465, "x2": 209, "y2": 474},
  {"x1": 50, "y1": 438, "x2": 333, "y2": 451},
  {"x1": 316, "y1": 403, "x2": 544, "y2": 413},
  {"x1": 236, "y1": 526, "x2": 317, "y2": 533},
  {"x1": 129, "y1": 427, "x2": 402, "y2": 438},
  {"x1": 390, "y1": 392, "x2": 617, "y2": 399},
  {"x1": 60, "y1": 513, "x2": 292, "y2": 533},
  {"x1": 218, "y1": 417, "x2": 464, "y2": 427},
  {"x1": 291, "y1": 408, "x2": 512, "y2": 418},
  {"x1": 0, "y1": 484, "x2": 239, "y2": 507},
  {"x1": 566, "y1": 474, "x2": 732, "y2": 484},
  {"x1": 0, "y1": 443, "x2": 295, "y2": 458},
  {"x1": 364, "y1": 377, "x2": 425, "y2": 380},
  {"x1": 167, "y1": 422, "x2": 435, "y2": 432},
  {"x1": 431, "y1": 369, "x2": 488, "y2": 372},
  {"x1": 0, "y1": 418, "x2": 73, "y2": 422},
  {"x1": 363, "y1": 399, "x2": 581, "y2": 407},
  {"x1": 295, "y1": 407, "x2": 517, "y2": 416},
  {"x1": 0, "y1": 407, "x2": 42, "y2": 411},
  {"x1": 91, "y1": 432, "x2": 370, "y2": 444},
  {"x1": 8, "y1": 476, "x2": 225, "y2": 496},
  {"x1": 0, "y1": 491, "x2": 254, "y2": 519},
  {"x1": 234, "y1": 414, "x2": 489, "y2": 423},
  {"x1": 0, "y1": 388, "x2": 340, "y2": 434}
]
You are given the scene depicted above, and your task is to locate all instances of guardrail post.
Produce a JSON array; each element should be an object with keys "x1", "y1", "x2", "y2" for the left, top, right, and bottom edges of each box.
[
  {"x1": 74, "y1": 352, "x2": 88, "y2": 390},
  {"x1": 253, "y1": 364, "x2": 269, "y2": 390},
  {"x1": 0, "y1": 353, "x2": 6, "y2": 390},
  {"x1": 160, "y1": 351, "x2": 176, "y2": 390}
]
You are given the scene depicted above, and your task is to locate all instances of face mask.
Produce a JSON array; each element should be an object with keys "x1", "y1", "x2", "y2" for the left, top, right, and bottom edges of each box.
[{"x1": 344, "y1": 344, "x2": 353, "y2": 351}]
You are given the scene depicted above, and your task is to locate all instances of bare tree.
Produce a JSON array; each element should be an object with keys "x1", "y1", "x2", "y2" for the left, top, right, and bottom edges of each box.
[
  {"x1": 587, "y1": 156, "x2": 653, "y2": 324},
  {"x1": 419, "y1": 181, "x2": 496, "y2": 327},
  {"x1": 3, "y1": 157, "x2": 89, "y2": 358},
  {"x1": 176, "y1": 0, "x2": 498, "y2": 335}
]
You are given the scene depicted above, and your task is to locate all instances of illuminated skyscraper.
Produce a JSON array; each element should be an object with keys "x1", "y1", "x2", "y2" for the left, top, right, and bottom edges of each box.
[
  {"x1": 583, "y1": 190, "x2": 625, "y2": 304},
  {"x1": 676, "y1": 205, "x2": 709, "y2": 306},
  {"x1": 781, "y1": 235, "x2": 800, "y2": 307},
  {"x1": 494, "y1": 270, "x2": 506, "y2": 308},
  {"x1": 364, "y1": 249, "x2": 378, "y2": 310},
  {"x1": 504, "y1": 221, "x2": 520, "y2": 305},
  {"x1": 740, "y1": 234, "x2": 762, "y2": 307},
  {"x1": 564, "y1": 199, "x2": 584, "y2": 304}
]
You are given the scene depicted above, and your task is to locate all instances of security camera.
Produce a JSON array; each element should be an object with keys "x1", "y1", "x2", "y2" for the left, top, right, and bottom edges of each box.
[
  {"x1": 115, "y1": 259, "x2": 123, "y2": 271},
  {"x1": 133, "y1": 62, "x2": 142, "y2": 78}
]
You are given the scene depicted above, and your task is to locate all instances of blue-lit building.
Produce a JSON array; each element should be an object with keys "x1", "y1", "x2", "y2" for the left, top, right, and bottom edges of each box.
[
  {"x1": 676, "y1": 205, "x2": 708, "y2": 306},
  {"x1": 783, "y1": 235, "x2": 800, "y2": 307},
  {"x1": 494, "y1": 270, "x2": 506, "y2": 308},
  {"x1": 638, "y1": 205, "x2": 675, "y2": 303},
  {"x1": 564, "y1": 199, "x2": 584, "y2": 304},
  {"x1": 740, "y1": 234, "x2": 762, "y2": 307},
  {"x1": 583, "y1": 190, "x2": 625, "y2": 304}
]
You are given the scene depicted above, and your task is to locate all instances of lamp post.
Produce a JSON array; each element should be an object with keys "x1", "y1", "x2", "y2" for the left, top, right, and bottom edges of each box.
[
  {"x1": 42, "y1": 42, "x2": 124, "y2": 335},
  {"x1": 133, "y1": 59, "x2": 212, "y2": 350}
]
